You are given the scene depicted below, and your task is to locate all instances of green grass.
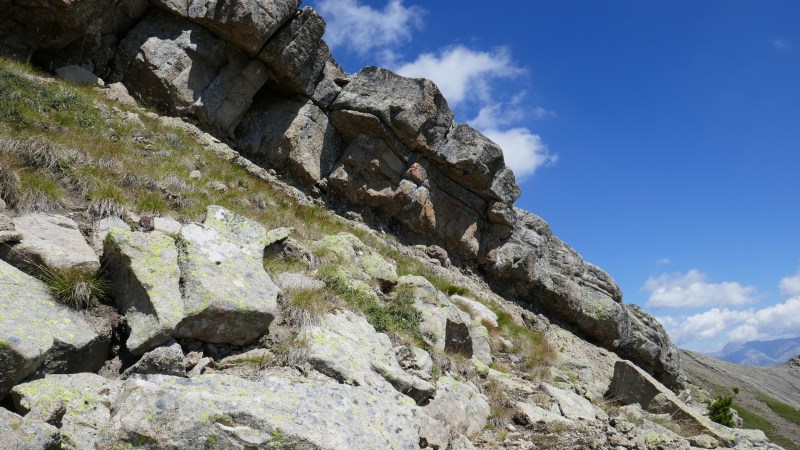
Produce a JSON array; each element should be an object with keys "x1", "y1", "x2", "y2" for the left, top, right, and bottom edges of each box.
[
  {"x1": 734, "y1": 404, "x2": 800, "y2": 450},
  {"x1": 282, "y1": 287, "x2": 335, "y2": 327},
  {"x1": 17, "y1": 169, "x2": 63, "y2": 212},
  {"x1": 40, "y1": 267, "x2": 108, "y2": 309},
  {"x1": 757, "y1": 393, "x2": 800, "y2": 427},
  {"x1": 492, "y1": 307, "x2": 555, "y2": 371},
  {"x1": 318, "y1": 263, "x2": 423, "y2": 341}
]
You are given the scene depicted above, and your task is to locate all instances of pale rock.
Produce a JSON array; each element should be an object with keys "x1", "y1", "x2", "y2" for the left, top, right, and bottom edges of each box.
[
  {"x1": 103, "y1": 229, "x2": 183, "y2": 354},
  {"x1": 300, "y1": 310, "x2": 434, "y2": 405},
  {"x1": 515, "y1": 402, "x2": 573, "y2": 427},
  {"x1": 99, "y1": 82, "x2": 137, "y2": 106},
  {"x1": 121, "y1": 343, "x2": 185, "y2": 379},
  {"x1": 90, "y1": 216, "x2": 130, "y2": 253},
  {"x1": 451, "y1": 295, "x2": 499, "y2": 329},
  {"x1": 0, "y1": 260, "x2": 108, "y2": 398},
  {"x1": 189, "y1": 170, "x2": 202, "y2": 179},
  {"x1": 56, "y1": 65, "x2": 104, "y2": 87},
  {"x1": 688, "y1": 434, "x2": 720, "y2": 449},
  {"x1": 4, "y1": 213, "x2": 100, "y2": 275},
  {"x1": 11, "y1": 373, "x2": 122, "y2": 449},
  {"x1": 0, "y1": 211, "x2": 21, "y2": 243},
  {"x1": 395, "y1": 346, "x2": 434, "y2": 374},
  {"x1": 312, "y1": 233, "x2": 397, "y2": 286},
  {"x1": 152, "y1": 216, "x2": 182, "y2": 235},
  {"x1": 0, "y1": 407, "x2": 60, "y2": 450},
  {"x1": 541, "y1": 383, "x2": 596, "y2": 421},
  {"x1": 175, "y1": 206, "x2": 278, "y2": 344},
  {"x1": 424, "y1": 376, "x2": 490, "y2": 438}
]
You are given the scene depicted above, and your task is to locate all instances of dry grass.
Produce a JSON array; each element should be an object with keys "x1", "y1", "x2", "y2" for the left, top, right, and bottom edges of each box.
[{"x1": 282, "y1": 287, "x2": 336, "y2": 327}]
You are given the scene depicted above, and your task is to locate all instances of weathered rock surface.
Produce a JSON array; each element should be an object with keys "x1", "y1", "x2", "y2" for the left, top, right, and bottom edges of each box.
[
  {"x1": 0, "y1": 407, "x2": 60, "y2": 450},
  {"x1": 258, "y1": 7, "x2": 344, "y2": 107},
  {"x1": 176, "y1": 205, "x2": 278, "y2": 344},
  {"x1": 424, "y1": 376, "x2": 490, "y2": 438},
  {"x1": 3, "y1": 213, "x2": 100, "y2": 275},
  {"x1": 121, "y1": 343, "x2": 185, "y2": 379},
  {"x1": 515, "y1": 402, "x2": 572, "y2": 428},
  {"x1": 0, "y1": 260, "x2": 108, "y2": 399},
  {"x1": 12, "y1": 373, "x2": 121, "y2": 449},
  {"x1": 0, "y1": 211, "x2": 21, "y2": 243},
  {"x1": 542, "y1": 382, "x2": 596, "y2": 421},
  {"x1": 152, "y1": 0, "x2": 300, "y2": 57},
  {"x1": 492, "y1": 209, "x2": 684, "y2": 389},
  {"x1": 114, "y1": 10, "x2": 268, "y2": 134},
  {"x1": 14, "y1": 372, "x2": 427, "y2": 450},
  {"x1": 300, "y1": 310, "x2": 434, "y2": 404},
  {"x1": 90, "y1": 216, "x2": 130, "y2": 253},
  {"x1": 236, "y1": 96, "x2": 342, "y2": 185},
  {"x1": 312, "y1": 232, "x2": 398, "y2": 286},
  {"x1": 103, "y1": 229, "x2": 183, "y2": 354},
  {"x1": 55, "y1": 65, "x2": 103, "y2": 86}
]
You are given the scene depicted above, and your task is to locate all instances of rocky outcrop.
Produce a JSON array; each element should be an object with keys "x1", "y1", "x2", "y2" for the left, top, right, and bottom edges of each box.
[
  {"x1": 0, "y1": 260, "x2": 109, "y2": 398},
  {"x1": 1, "y1": 0, "x2": 683, "y2": 393},
  {"x1": 424, "y1": 376, "x2": 490, "y2": 438},
  {"x1": 0, "y1": 407, "x2": 59, "y2": 450}
]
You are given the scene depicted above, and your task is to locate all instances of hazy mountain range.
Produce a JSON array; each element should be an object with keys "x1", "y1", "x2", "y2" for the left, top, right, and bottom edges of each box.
[{"x1": 712, "y1": 337, "x2": 800, "y2": 366}]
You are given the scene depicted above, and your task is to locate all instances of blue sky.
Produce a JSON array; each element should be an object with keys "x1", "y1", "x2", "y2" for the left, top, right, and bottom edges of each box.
[{"x1": 308, "y1": 0, "x2": 800, "y2": 353}]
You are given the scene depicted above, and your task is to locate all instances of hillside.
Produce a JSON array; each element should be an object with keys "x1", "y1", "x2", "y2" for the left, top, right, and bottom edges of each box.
[
  {"x1": 713, "y1": 338, "x2": 800, "y2": 366},
  {"x1": 0, "y1": 1, "x2": 790, "y2": 449},
  {"x1": 682, "y1": 349, "x2": 800, "y2": 449}
]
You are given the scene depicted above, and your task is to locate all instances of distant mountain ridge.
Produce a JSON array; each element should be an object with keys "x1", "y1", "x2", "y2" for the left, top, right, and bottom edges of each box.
[{"x1": 712, "y1": 337, "x2": 800, "y2": 366}]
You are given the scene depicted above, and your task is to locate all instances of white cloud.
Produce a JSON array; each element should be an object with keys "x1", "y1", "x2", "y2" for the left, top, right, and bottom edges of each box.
[
  {"x1": 315, "y1": 0, "x2": 424, "y2": 55},
  {"x1": 394, "y1": 46, "x2": 524, "y2": 107},
  {"x1": 667, "y1": 308, "x2": 753, "y2": 346},
  {"x1": 779, "y1": 269, "x2": 800, "y2": 297},
  {"x1": 480, "y1": 127, "x2": 557, "y2": 181},
  {"x1": 773, "y1": 39, "x2": 792, "y2": 50},
  {"x1": 726, "y1": 297, "x2": 800, "y2": 343},
  {"x1": 656, "y1": 257, "x2": 672, "y2": 265},
  {"x1": 643, "y1": 270, "x2": 759, "y2": 309}
]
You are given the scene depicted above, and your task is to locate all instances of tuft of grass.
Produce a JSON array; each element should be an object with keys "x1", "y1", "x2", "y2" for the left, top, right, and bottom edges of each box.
[
  {"x1": 283, "y1": 288, "x2": 335, "y2": 327},
  {"x1": 87, "y1": 184, "x2": 127, "y2": 218},
  {"x1": 0, "y1": 163, "x2": 21, "y2": 206},
  {"x1": 137, "y1": 192, "x2": 169, "y2": 214},
  {"x1": 0, "y1": 136, "x2": 63, "y2": 172},
  {"x1": 17, "y1": 170, "x2": 63, "y2": 212},
  {"x1": 484, "y1": 380, "x2": 514, "y2": 429},
  {"x1": 40, "y1": 267, "x2": 107, "y2": 309},
  {"x1": 492, "y1": 307, "x2": 555, "y2": 372},
  {"x1": 263, "y1": 252, "x2": 308, "y2": 275}
]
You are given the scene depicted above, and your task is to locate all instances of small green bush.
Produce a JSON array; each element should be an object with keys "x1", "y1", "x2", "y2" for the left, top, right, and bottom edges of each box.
[{"x1": 708, "y1": 395, "x2": 735, "y2": 427}]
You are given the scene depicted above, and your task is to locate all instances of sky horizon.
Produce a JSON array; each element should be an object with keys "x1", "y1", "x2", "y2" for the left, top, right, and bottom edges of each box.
[{"x1": 309, "y1": 0, "x2": 800, "y2": 353}]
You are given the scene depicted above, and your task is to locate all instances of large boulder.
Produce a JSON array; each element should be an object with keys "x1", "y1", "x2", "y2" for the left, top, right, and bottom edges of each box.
[
  {"x1": 541, "y1": 383, "x2": 595, "y2": 421},
  {"x1": 103, "y1": 229, "x2": 184, "y2": 355},
  {"x1": 235, "y1": 96, "x2": 343, "y2": 185},
  {"x1": 2, "y1": 213, "x2": 100, "y2": 276},
  {"x1": 0, "y1": 260, "x2": 109, "y2": 398},
  {"x1": 492, "y1": 209, "x2": 685, "y2": 389},
  {"x1": 300, "y1": 310, "x2": 435, "y2": 405},
  {"x1": 424, "y1": 376, "x2": 490, "y2": 438},
  {"x1": 607, "y1": 360, "x2": 725, "y2": 442},
  {"x1": 11, "y1": 373, "x2": 122, "y2": 449},
  {"x1": 152, "y1": 0, "x2": 300, "y2": 57},
  {"x1": 175, "y1": 206, "x2": 278, "y2": 344},
  {"x1": 330, "y1": 66, "x2": 454, "y2": 154},
  {"x1": 114, "y1": 10, "x2": 269, "y2": 135}
]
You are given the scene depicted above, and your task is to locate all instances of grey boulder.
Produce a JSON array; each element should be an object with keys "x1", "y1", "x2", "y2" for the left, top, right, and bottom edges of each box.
[
  {"x1": 424, "y1": 376, "x2": 490, "y2": 438},
  {"x1": 103, "y1": 229, "x2": 184, "y2": 354},
  {"x1": 0, "y1": 408, "x2": 59, "y2": 450},
  {"x1": 3, "y1": 213, "x2": 100, "y2": 275},
  {"x1": 175, "y1": 206, "x2": 278, "y2": 345},
  {"x1": 121, "y1": 343, "x2": 186, "y2": 379},
  {"x1": 0, "y1": 260, "x2": 108, "y2": 399}
]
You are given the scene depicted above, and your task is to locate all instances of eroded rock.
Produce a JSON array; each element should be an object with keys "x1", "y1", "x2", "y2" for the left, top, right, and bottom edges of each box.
[{"x1": 424, "y1": 376, "x2": 490, "y2": 438}]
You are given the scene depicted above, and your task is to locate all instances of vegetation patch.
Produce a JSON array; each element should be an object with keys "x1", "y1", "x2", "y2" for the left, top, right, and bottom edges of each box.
[
  {"x1": 282, "y1": 287, "x2": 336, "y2": 327},
  {"x1": 40, "y1": 267, "x2": 108, "y2": 309},
  {"x1": 492, "y1": 307, "x2": 555, "y2": 371},
  {"x1": 756, "y1": 393, "x2": 800, "y2": 427},
  {"x1": 734, "y1": 403, "x2": 800, "y2": 450}
]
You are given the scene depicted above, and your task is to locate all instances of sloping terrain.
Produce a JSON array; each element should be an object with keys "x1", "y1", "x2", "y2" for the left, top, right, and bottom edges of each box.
[{"x1": 682, "y1": 349, "x2": 800, "y2": 449}]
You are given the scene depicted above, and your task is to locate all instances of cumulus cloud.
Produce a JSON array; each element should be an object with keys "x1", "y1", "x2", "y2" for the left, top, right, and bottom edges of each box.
[
  {"x1": 667, "y1": 308, "x2": 753, "y2": 345},
  {"x1": 394, "y1": 46, "x2": 524, "y2": 106},
  {"x1": 643, "y1": 270, "x2": 759, "y2": 309},
  {"x1": 315, "y1": 0, "x2": 424, "y2": 55},
  {"x1": 481, "y1": 127, "x2": 557, "y2": 180},
  {"x1": 779, "y1": 269, "x2": 800, "y2": 297}
]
